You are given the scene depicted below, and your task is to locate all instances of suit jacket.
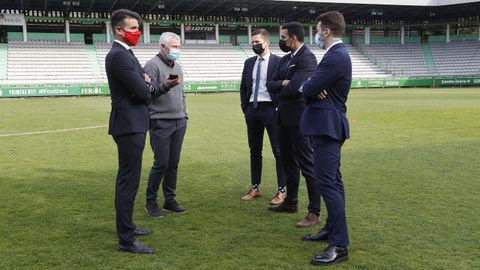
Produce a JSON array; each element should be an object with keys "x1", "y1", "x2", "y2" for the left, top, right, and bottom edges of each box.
[
  {"x1": 300, "y1": 43, "x2": 352, "y2": 140},
  {"x1": 240, "y1": 53, "x2": 281, "y2": 112},
  {"x1": 266, "y1": 45, "x2": 317, "y2": 127},
  {"x1": 106, "y1": 42, "x2": 158, "y2": 136}
]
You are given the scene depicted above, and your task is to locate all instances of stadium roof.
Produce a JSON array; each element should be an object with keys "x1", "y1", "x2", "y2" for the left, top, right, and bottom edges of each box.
[
  {"x1": 1, "y1": 0, "x2": 479, "y2": 21},
  {"x1": 275, "y1": 0, "x2": 480, "y2": 7}
]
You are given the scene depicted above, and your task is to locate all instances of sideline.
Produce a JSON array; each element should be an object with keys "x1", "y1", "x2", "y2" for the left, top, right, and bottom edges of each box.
[{"x1": 0, "y1": 125, "x2": 108, "y2": 137}]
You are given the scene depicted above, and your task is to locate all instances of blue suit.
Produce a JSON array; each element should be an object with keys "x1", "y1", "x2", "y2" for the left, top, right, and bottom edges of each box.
[
  {"x1": 106, "y1": 41, "x2": 163, "y2": 245},
  {"x1": 266, "y1": 45, "x2": 321, "y2": 214},
  {"x1": 240, "y1": 54, "x2": 281, "y2": 111},
  {"x1": 300, "y1": 42, "x2": 352, "y2": 247},
  {"x1": 240, "y1": 54, "x2": 286, "y2": 188}
]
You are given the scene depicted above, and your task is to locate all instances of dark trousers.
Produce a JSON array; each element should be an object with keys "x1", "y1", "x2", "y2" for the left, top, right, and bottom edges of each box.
[
  {"x1": 311, "y1": 135, "x2": 349, "y2": 247},
  {"x1": 245, "y1": 102, "x2": 285, "y2": 188},
  {"x1": 113, "y1": 133, "x2": 146, "y2": 245},
  {"x1": 146, "y1": 118, "x2": 187, "y2": 203},
  {"x1": 277, "y1": 123, "x2": 320, "y2": 214}
]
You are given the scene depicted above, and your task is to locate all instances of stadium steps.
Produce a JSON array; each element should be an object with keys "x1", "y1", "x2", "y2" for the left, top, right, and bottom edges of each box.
[
  {"x1": 86, "y1": 45, "x2": 103, "y2": 81},
  {"x1": 354, "y1": 45, "x2": 389, "y2": 74},
  {"x1": 0, "y1": 44, "x2": 7, "y2": 80},
  {"x1": 235, "y1": 45, "x2": 248, "y2": 60},
  {"x1": 422, "y1": 45, "x2": 437, "y2": 75}
]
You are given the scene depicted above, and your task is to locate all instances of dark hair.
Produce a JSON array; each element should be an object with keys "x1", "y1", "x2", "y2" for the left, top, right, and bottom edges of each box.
[
  {"x1": 315, "y1": 11, "x2": 345, "y2": 37},
  {"x1": 111, "y1": 9, "x2": 142, "y2": 31},
  {"x1": 251, "y1": 28, "x2": 270, "y2": 42},
  {"x1": 281, "y1": 22, "x2": 305, "y2": 42}
]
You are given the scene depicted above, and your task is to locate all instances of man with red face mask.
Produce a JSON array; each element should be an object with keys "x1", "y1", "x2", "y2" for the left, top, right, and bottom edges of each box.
[{"x1": 106, "y1": 9, "x2": 167, "y2": 254}]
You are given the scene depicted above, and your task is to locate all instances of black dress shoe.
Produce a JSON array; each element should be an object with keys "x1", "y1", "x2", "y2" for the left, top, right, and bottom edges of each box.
[
  {"x1": 145, "y1": 201, "x2": 164, "y2": 218},
  {"x1": 311, "y1": 245, "x2": 348, "y2": 266},
  {"x1": 118, "y1": 240, "x2": 154, "y2": 254},
  {"x1": 303, "y1": 228, "x2": 329, "y2": 242},
  {"x1": 268, "y1": 201, "x2": 298, "y2": 213},
  {"x1": 134, "y1": 227, "x2": 152, "y2": 236},
  {"x1": 163, "y1": 200, "x2": 187, "y2": 213}
]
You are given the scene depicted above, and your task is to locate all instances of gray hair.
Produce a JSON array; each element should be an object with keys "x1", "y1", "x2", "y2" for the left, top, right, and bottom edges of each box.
[{"x1": 159, "y1": 32, "x2": 180, "y2": 45}]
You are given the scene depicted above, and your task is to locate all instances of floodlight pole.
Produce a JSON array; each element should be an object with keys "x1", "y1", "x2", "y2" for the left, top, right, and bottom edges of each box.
[
  {"x1": 364, "y1": 27, "x2": 370, "y2": 45},
  {"x1": 143, "y1": 22, "x2": 150, "y2": 43},
  {"x1": 248, "y1": 25, "x2": 252, "y2": 44},
  {"x1": 401, "y1": 26, "x2": 405, "y2": 45},
  {"x1": 309, "y1": 25, "x2": 313, "y2": 45},
  {"x1": 106, "y1": 22, "x2": 111, "y2": 43},
  {"x1": 180, "y1": 23, "x2": 185, "y2": 44},
  {"x1": 215, "y1": 24, "x2": 219, "y2": 44},
  {"x1": 22, "y1": 19, "x2": 27, "y2": 42},
  {"x1": 446, "y1": 24, "x2": 450, "y2": 43},
  {"x1": 65, "y1": 19, "x2": 70, "y2": 42}
]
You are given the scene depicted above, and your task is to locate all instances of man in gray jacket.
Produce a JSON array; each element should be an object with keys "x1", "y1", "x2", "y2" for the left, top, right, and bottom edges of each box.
[{"x1": 144, "y1": 32, "x2": 188, "y2": 217}]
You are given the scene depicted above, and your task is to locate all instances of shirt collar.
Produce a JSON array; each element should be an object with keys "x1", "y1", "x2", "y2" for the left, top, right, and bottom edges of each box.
[
  {"x1": 114, "y1": 39, "x2": 131, "y2": 51},
  {"x1": 292, "y1": 43, "x2": 304, "y2": 57},
  {"x1": 157, "y1": 52, "x2": 175, "y2": 68},
  {"x1": 258, "y1": 52, "x2": 270, "y2": 61},
  {"x1": 324, "y1": 39, "x2": 343, "y2": 56}
]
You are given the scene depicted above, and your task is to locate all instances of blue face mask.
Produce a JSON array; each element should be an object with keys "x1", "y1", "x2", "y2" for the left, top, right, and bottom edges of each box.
[
  {"x1": 315, "y1": 33, "x2": 324, "y2": 49},
  {"x1": 167, "y1": 48, "x2": 180, "y2": 61}
]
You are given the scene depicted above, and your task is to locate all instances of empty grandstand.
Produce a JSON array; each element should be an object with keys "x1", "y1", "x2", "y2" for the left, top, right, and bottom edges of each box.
[
  {"x1": 430, "y1": 40, "x2": 480, "y2": 76},
  {"x1": 0, "y1": 0, "x2": 479, "y2": 96}
]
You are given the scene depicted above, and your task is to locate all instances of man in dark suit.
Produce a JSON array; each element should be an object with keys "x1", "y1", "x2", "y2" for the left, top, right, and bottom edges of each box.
[
  {"x1": 299, "y1": 11, "x2": 352, "y2": 266},
  {"x1": 266, "y1": 22, "x2": 321, "y2": 228},
  {"x1": 239, "y1": 29, "x2": 286, "y2": 205},
  {"x1": 106, "y1": 9, "x2": 166, "y2": 254}
]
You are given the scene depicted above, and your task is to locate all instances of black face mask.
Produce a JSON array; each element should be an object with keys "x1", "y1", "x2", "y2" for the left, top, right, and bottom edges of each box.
[
  {"x1": 252, "y1": 43, "x2": 265, "y2": 55},
  {"x1": 279, "y1": 39, "x2": 291, "y2": 52}
]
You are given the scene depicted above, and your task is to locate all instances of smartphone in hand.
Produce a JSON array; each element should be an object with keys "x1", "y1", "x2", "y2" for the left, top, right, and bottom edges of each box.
[{"x1": 168, "y1": 74, "x2": 179, "y2": 80}]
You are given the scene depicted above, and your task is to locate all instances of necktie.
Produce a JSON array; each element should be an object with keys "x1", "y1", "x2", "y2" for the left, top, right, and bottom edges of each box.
[{"x1": 253, "y1": 57, "x2": 264, "y2": 109}]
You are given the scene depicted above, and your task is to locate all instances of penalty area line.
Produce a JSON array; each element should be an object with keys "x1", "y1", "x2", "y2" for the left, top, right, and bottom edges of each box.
[{"x1": 0, "y1": 125, "x2": 108, "y2": 137}]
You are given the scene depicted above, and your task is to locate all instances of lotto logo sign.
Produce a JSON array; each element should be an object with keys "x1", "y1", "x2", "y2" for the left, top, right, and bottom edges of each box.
[{"x1": 185, "y1": 25, "x2": 214, "y2": 32}]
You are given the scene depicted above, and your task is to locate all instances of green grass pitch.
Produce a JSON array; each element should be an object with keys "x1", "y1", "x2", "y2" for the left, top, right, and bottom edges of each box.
[{"x1": 1, "y1": 88, "x2": 479, "y2": 269}]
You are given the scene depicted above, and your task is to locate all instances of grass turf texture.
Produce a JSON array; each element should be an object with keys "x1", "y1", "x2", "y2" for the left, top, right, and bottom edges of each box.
[{"x1": 0, "y1": 88, "x2": 479, "y2": 269}]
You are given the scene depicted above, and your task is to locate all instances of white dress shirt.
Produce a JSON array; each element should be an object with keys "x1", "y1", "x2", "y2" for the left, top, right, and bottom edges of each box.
[
  {"x1": 250, "y1": 52, "x2": 272, "y2": 103},
  {"x1": 114, "y1": 39, "x2": 131, "y2": 51},
  {"x1": 323, "y1": 39, "x2": 343, "y2": 59},
  {"x1": 292, "y1": 43, "x2": 305, "y2": 57}
]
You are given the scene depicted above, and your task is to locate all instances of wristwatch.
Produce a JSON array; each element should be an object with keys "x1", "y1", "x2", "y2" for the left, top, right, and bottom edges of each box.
[{"x1": 146, "y1": 82, "x2": 155, "y2": 93}]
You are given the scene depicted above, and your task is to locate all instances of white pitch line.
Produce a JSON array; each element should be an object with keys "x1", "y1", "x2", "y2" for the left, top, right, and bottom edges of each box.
[{"x1": 0, "y1": 125, "x2": 108, "y2": 137}]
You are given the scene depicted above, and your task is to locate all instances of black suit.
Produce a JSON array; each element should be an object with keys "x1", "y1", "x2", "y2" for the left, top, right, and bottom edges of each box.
[
  {"x1": 240, "y1": 53, "x2": 285, "y2": 189},
  {"x1": 266, "y1": 45, "x2": 321, "y2": 214},
  {"x1": 106, "y1": 41, "x2": 162, "y2": 245}
]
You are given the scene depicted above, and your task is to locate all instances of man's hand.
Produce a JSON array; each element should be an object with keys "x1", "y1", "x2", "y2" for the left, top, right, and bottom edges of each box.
[
  {"x1": 281, "y1": 80, "x2": 290, "y2": 86},
  {"x1": 144, "y1": 73, "x2": 152, "y2": 84},
  {"x1": 164, "y1": 76, "x2": 181, "y2": 89},
  {"x1": 317, "y1": 90, "x2": 328, "y2": 100}
]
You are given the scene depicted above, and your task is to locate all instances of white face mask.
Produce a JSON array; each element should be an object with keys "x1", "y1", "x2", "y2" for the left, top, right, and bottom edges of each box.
[
  {"x1": 167, "y1": 48, "x2": 180, "y2": 61},
  {"x1": 315, "y1": 33, "x2": 325, "y2": 49}
]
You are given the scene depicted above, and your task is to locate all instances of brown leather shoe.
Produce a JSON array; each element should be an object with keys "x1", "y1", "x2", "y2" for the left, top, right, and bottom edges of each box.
[
  {"x1": 296, "y1": 212, "x2": 321, "y2": 228},
  {"x1": 268, "y1": 201, "x2": 298, "y2": 213},
  {"x1": 270, "y1": 191, "x2": 285, "y2": 205},
  {"x1": 241, "y1": 188, "x2": 261, "y2": 201}
]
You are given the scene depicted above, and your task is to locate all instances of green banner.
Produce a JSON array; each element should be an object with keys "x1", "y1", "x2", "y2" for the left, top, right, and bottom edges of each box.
[
  {"x1": 351, "y1": 78, "x2": 434, "y2": 88},
  {"x1": 0, "y1": 85, "x2": 109, "y2": 98},
  {"x1": 1, "y1": 77, "x2": 479, "y2": 98},
  {"x1": 434, "y1": 77, "x2": 480, "y2": 87},
  {"x1": 184, "y1": 81, "x2": 240, "y2": 93}
]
